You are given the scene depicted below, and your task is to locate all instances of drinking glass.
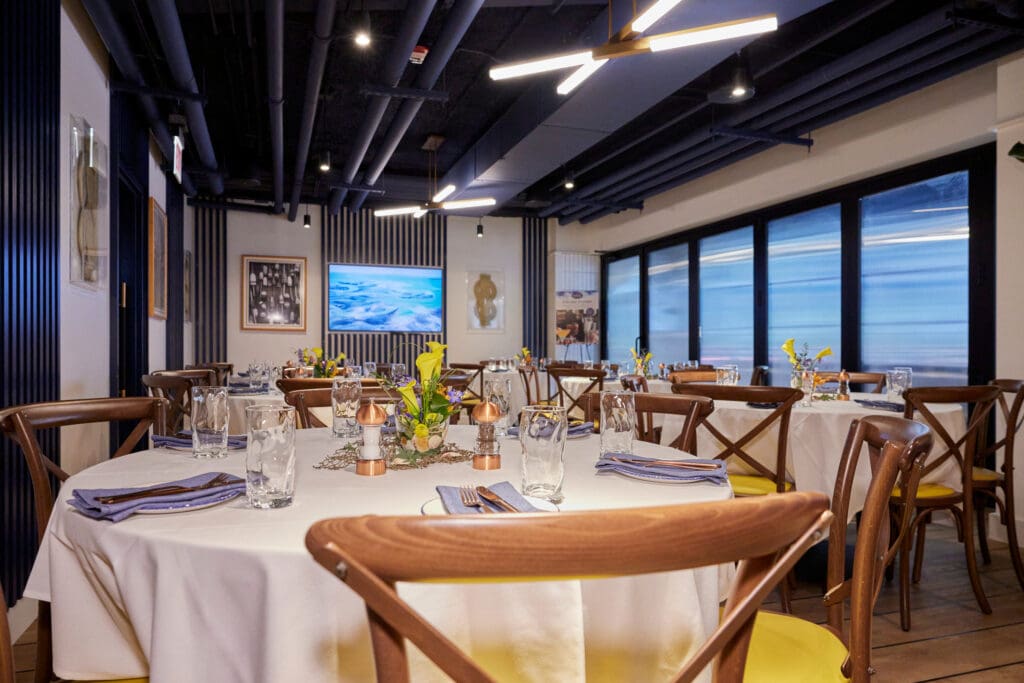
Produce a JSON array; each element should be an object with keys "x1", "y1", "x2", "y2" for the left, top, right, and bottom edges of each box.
[
  {"x1": 887, "y1": 369, "x2": 910, "y2": 402},
  {"x1": 582, "y1": 360, "x2": 595, "y2": 370},
  {"x1": 520, "y1": 406, "x2": 567, "y2": 502},
  {"x1": 687, "y1": 360, "x2": 700, "y2": 369},
  {"x1": 894, "y1": 366, "x2": 913, "y2": 389},
  {"x1": 715, "y1": 367, "x2": 732, "y2": 385},
  {"x1": 331, "y1": 377, "x2": 362, "y2": 438},
  {"x1": 392, "y1": 363, "x2": 407, "y2": 381},
  {"x1": 600, "y1": 390, "x2": 635, "y2": 457},
  {"x1": 245, "y1": 405, "x2": 296, "y2": 509},
  {"x1": 362, "y1": 361, "x2": 377, "y2": 378},
  {"x1": 484, "y1": 376, "x2": 512, "y2": 437},
  {"x1": 191, "y1": 386, "x2": 229, "y2": 458},
  {"x1": 248, "y1": 360, "x2": 264, "y2": 390}
]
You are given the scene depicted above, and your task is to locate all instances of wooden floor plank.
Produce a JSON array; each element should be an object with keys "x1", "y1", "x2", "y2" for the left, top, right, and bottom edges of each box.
[
  {"x1": 871, "y1": 623, "x2": 1024, "y2": 682},
  {"x1": 927, "y1": 661, "x2": 1024, "y2": 681}
]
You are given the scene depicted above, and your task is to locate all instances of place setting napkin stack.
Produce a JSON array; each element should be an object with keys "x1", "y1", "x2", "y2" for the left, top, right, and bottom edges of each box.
[
  {"x1": 69, "y1": 472, "x2": 246, "y2": 522},
  {"x1": 595, "y1": 453, "x2": 729, "y2": 485}
]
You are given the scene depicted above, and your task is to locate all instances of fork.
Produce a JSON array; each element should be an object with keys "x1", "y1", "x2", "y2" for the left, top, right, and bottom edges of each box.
[
  {"x1": 96, "y1": 473, "x2": 235, "y2": 504},
  {"x1": 459, "y1": 486, "x2": 492, "y2": 513}
]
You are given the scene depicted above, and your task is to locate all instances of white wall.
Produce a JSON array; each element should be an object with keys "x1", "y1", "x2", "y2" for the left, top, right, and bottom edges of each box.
[
  {"x1": 445, "y1": 216, "x2": 524, "y2": 362},
  {"x1": 226, "y1": 211, "x2": 323, "y2": 366},
  {"x1": 147, "y1": 141, "x2": 167, "y2": 371}
]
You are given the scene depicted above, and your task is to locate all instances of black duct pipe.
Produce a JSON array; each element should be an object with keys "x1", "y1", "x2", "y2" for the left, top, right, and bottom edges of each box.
[
  {"x1": 327, "y1": 0, "x2": 435, "y2": 214},
  {"x1": 147, "y1": 0, "x2": 225, "y2": 195},
  {"x1": 560, "y1": 24, "x2": 990, "y2": 223},
  {"x1": 572, "y1": 37, "x2": 1016, "y2": 225},
  {"x1": 266, "y1": 0, "x2": 284, "y2": 213},
  {"x1": 348, "y1": 0, "x2": 484, "y2": 213},
  {"x1": 80, "y1": 0, "x2": 196, "y2": 195},
  {"x1": 286, "y1": 0, "x2": 338, "y2": 221},
  {"x1": 188, "y1": 199, "x2": 277, "y2": 214},
  {"x1": 540, "y1": 6, "x2": 954, "y2": 219}
]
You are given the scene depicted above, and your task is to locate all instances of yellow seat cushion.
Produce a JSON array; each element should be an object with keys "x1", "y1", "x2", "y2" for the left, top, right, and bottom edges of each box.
[
  {"x1": 972, "y1": 467, "x2": 1002, "y2": 482},
  {"x1": 892, "y1": 482, "x2": 958, "y2": 498},
  {"x1": 729, "y1": 474, "x2": 793, "y2": 496},
  {"x1": 744, "y1": 611, "x2": 850, "y2": 682}
]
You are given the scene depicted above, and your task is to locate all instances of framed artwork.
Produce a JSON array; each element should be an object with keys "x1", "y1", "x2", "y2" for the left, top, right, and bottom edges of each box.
[
  {"x1": 184, "y1": 250, "x2": 193, "y2": 323},
  {"x1": 466, "y1": 271, "x2": 504, "y2": 332},
  {"x1": 148, "y1": 198, "x2": 167, "y2": 320},
  {"x1": 241, "y1": 255, "x2": 307, "y2": 331}
]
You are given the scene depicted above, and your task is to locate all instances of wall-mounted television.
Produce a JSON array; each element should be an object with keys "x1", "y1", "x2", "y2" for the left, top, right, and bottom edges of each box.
[{"x1": 327, "y1": 263, "x2": 444, "y2": 333}]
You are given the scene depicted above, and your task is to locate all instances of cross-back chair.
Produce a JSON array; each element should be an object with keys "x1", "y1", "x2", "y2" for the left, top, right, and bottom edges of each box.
[
  {"x1": 973, "y1": 379, "x2": 1024, "y2": 590},
  {"x1": 283, "y1": 388, "x2": 400, "y2": 429},
  {"x1": 890, "y1": 385, "x2": 1001, "y2": 629},
  {"x1": 744, "y1": 416, "x2": 933, "y2": 682},
  {"x1": 306, "y1": 492, "x2": 832, "y2": 683},
  {"x1": 0, "y1": 397, "x2": 167, "y2": 683},
  {"x1": 748, "y1": 366, "x2": 770, "y2": 387},
  {"x1": 815, "y1": 371, "x2": 886, "y2": 394},
  {"x1": 185, "y1": 362, "x2": 233, "y2": 386},
  {"x1": 517, "y1": 364, "x2": 555, "y2": 406},
  {"x1": 582, "y1": 391, "x2": 715, "y2": 453},
  {"x1": 669, "y1": 384, "x2": 802, "y2": 496},
  {"x1": 545, "y1": 367, "x2": 605, "y2": 417},
  {"x1": 0, "y1": 582, "x2": 13, "y2": 683},
  {"x1": 276, "y1": 377, "x2": 384, "y2": 393},
  {"x1": 448, "y1": 363, "x2": 484, "y2": 403},
  {"x1": 142, "y1": 371, "x2": 213, "y2": 435},
  {"x1": 668, "y1": 369, "x2": 718, "y2": 384}
]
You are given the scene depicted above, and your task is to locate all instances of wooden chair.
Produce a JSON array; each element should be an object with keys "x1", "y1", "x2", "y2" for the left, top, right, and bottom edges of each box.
[
  {"x1": 668, "y1": 369, "x2": 718, "y2": 384},
  {"x1": 0, "y1": 583, "x2": 13, "y2": 683},
  {"x1": 973, "y1": 379, "x2": 1024, "y2": 590},
  {"x1": 619, "y1": 374, "x2": 649, "y2": 393},
  {"x1": 816, "y1": 371, "x2": 886, "y2": 394},
  {"x1": 185, "y1": 361, "x2": 233, "y2": 386},
  {"x1": 744, "y1": 416, "x2": 933, "y2": 682},
  {"x1": 545, "y1": 360, "x2": 580, "y2": 369},
  {"x1": 890, "y1": 385, "x2": 1001, "y2": 629},
  {"x1": 546, "y1": 367, "x2": 605, "y2": 417},
  {"x1": 582, "y1": 391, "x2": 715, "y2": 453},
  {"x1": 276, "y1": 377, "x2": 383, "y2": 393},
  {"x1": 306, "y1": 492, "x2": 832, "y2": 683},
  {"x1": 748, "y1": 365, "x2": 770, "y2": 387},
  {"x1": 0, "y1": 397, "x2": 167, "y2": 683},
  {"x1": 517, "y1": 364, "x2": 555, "y2": 406},
  {"x1": 669, "y1": 384, "x2": 802, "y2": 496},
  {"x1": 142, "y1": 370, "x2": 215, "y2": 434},
  {"x1": 448, "y1": 363, "x2": 484, "y2": 402},
  {"x1": 283, "y1": 388, "x2": 400, "y2": 429}
]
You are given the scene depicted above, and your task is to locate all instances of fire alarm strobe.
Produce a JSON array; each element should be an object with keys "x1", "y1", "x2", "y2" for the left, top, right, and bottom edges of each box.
[{"x1": 410, "y1": 45, "x2": 428, "y2": 64}]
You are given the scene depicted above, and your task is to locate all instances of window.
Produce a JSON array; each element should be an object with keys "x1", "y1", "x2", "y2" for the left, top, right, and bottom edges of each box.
[
  {"x1": 767, "y1": 205, "x2": 842, "y2": 386},
  {"x1": 699, "y1": 227, "x2": 753, "y2": 381},
  {"x1": 860, "y1": 171, "x2": 969, "y2": 385},
  {"x1": 606, "y1": 255, "x2": 641, "y2": 367},
  {"x1": 647, "y1": 243, "x2": 689, "y2": 365}
]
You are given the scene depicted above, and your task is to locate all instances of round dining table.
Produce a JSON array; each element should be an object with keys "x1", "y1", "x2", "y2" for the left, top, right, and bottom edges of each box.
[
  {"x1": 25, "y1": 425, "x2": 733, "y2": 683},
  {"x1": 226, "y1": 387, "x2": 286, "y2": 434}
]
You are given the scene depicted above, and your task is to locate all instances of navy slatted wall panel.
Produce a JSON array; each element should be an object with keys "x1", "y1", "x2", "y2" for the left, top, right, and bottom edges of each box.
[
  {"x1": 522, "y1": 217, "x2": 549, "y2": 355},
  {"x1": 321, "y1": 208, "x2": 446, "y2": 369},
  {"x1": 1, "y1": 0, "x2": 61, "y2": 607},
  {"x1": 193, "y1": 206, "x2": 227, "y2": 363}
]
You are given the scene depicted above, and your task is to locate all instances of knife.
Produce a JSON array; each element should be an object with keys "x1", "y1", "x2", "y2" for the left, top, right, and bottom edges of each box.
[
  {"x1": 607, "y1": 456, "x2": 720, "y2": 470},
  {"x1": 475, "y1": 486, "x2": 519, "y2": 513}
]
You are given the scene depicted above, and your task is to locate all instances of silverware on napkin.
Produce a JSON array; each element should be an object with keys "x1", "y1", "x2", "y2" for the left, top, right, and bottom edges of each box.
[{"x1": 96, "y1": 473, "x2": 235, "y2": 504}]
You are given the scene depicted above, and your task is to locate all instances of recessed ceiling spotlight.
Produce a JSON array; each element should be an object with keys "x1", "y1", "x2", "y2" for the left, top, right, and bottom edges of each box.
[
  {"x1": 563, "y1": 173, "x2": 575, "y2": 190},
  {"x1": 354, "y1": 10, "x2": 371, "y2": 48}
]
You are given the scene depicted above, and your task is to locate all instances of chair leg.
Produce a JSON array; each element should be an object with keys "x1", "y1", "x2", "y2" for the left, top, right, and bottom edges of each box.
[
  {"x1": 36, "y1": 601, "x2": 52, "y2": 683},
  {"x1": 959, "y1": 503, "x2": 992, "y2": 615},
  {"x1": 899, "y1": 518, "x2": 915, "y2": 631},
  {"x1": 976, "y1": 494, "x2": 991, "y2": 565},
  {"x1": 912, "y1": 518, "x2": 928, "y2": 584},
  {"x1": 1004, "y1": 491, "x2": 1024, "y2": 591}
]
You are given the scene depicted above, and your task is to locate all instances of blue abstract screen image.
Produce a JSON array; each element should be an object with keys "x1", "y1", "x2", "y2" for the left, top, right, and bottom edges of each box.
[{"x1": 328, "y1": 264, "x2": 444, "y2": 333}]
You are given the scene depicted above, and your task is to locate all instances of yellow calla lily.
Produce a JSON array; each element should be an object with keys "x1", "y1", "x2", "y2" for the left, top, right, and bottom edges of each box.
[
  {"x1": 425, "y1": 341, "x2": 447, "y2": 355},
  {"x1": 396, "y1": 380, "x2": 420, "y2": 417},
  {"x1": 416, "y1": 349, "x2": 443, "y2": 386},
  {"x1": 814, "y1": 346, "x2": 833, "y2": 361}
]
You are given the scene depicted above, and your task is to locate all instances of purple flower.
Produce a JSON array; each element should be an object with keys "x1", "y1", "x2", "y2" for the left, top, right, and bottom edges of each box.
[{"x1": 446, "y1": 388, "x2": 464, "y2": 404}]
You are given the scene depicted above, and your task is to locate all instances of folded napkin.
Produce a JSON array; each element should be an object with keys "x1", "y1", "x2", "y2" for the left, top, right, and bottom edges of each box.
[
  {"x1": 746, "y1": 401, "x2": 782, "y2": 409},
  {"x1": 152, "y1": 433, "x2": 247, "y2": 450},
  {"x1": 436, "y1": 481, "x2": 540, "y2": 514},
  {"x1": 228, "y1": 386, "x2": 267, "y2": 395},
  {"x1": 854, "y1": 399, "x2": 904, "y2": 413},
  {"x1": 595, "y1": 453, "x2": 729, "y2": 485},
  {"x1": 69, "y1": 472, "x2": 246, "y2": 522},
  {"x1": 506, "y1": 421, "x2": 593, "y2": 438}
]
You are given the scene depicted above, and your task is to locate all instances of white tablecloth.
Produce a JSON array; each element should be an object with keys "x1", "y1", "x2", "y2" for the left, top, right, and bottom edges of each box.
[
  {"x1": 25, "y1": 426, "x2": 733, "y2": 683},
  {"x1": 226, "y1": 390, "x2": 285, "y2": 434}
]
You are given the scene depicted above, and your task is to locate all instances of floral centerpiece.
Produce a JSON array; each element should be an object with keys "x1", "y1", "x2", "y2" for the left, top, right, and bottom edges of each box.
[
  {"x1": 781, "y1": 338, "x2": 832, "y2": 391},
  {"x1": 630, "y1": 347, "x2": 653, "y2": 377},
  {"x1": 301, "y1": 347, "x2": 346, "y2": 378},
  {"x1": 393, "y1": 342, "x2": 463, "y2": 462},
  {"x1": 516, "y1": 346, "x2": 533, "y2": 365}
]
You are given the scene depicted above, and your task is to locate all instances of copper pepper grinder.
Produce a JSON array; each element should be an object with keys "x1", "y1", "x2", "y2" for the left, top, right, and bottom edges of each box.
[
  {"x1": 472, "y1": 400, "x2": 502, "y2": 470},
  {"x1": 838, "y1": 369, "x2": 851, "y2": 401},
  {"x1": 355, "y1": 402, "x2": 388, "y2": 476}
]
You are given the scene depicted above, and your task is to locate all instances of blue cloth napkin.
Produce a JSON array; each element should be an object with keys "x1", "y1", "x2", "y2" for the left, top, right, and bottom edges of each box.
[
  {"x1": 152, "y1": 433, "x2": 247, "y2": 450},
  {"x1": 506, "y1": 421, "x2": 593, "y2": 438},
  {"x1": 68, "y1": 472, "x2": 246, "y2": 522},
  {"x1": 595, "y1": 453, "x2": 729, "y2": 485},
  {"x1": 854, "y1": 399, "x2": 904, "y2": 413},
  {"x1": 436, "y1": 481, "x2": 540, "y2": 513},
  {"x1": 228, "y1": 386, "x2": 267, "y2": 395}
]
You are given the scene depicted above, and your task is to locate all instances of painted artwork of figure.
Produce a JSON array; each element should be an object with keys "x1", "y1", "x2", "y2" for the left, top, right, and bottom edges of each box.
[{"x1": 473, "y1": 273, "x2": 498, "y2": 328}]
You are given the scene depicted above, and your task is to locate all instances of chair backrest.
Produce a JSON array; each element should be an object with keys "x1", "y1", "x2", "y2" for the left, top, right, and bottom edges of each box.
[
  {"x1": 902, "y1": 386, "x2": 1001, "y2": 490},
  {"x1": 283, "y1": 388, "x2": 400, "y2": 429},
  {"x1": 668, "y1": 369, "x2": 718, "y2": 384},
  {"x1": 824, "y1": 416, "x2": 933, "y2": 680},
  {"x1": 154, "y1": 368, "x2": 218, "y2": 385},
  {"x1": 545, "y1": 360, "x2": 581, "y2": 369},
  {"x1": 0, "y1": 582, "x2": 12, "y2": 683},
  {"x1": 546, "y1": 367, "x2": 605, "y2": 416},
  {"x1": 981, "y1": 379, "x2": 1024, "y2": 468},
  {"x1": 276, "y1": 377, "x2": 334, "y2": 393},
  {"x1": 748, "y1": 366, "x2": 770, "y2": 387},
  {"x1": 669, "y1": 384, "x2": 802, "y2": 492},
  {"x1": 142, "y1": 371, "x2": 213, "y2": 434},
  {"x1": 0, "y1": 397, "x2": 168, "y2": 541},
  {"x1": 448, "y1": 363, "x2": 485, "y2": 400},
  {"x1": 186, "y1": 362, "x2": 234, "y2": 386},
  {"x1": 582, "y1": 392, "x2": 715, "y2": 452},
  {"x1": 517, "y1": 364, "x2": 548, "y2": 405},
  {"x1": 816, "y1": 371, "x2": 886, "y2": 394},
  {"x1": 306, "y1": 492, "x2": 832, "y2": 683},
  {"x1": 619, "y1": 374, "x2": 649, "y2": 392}
]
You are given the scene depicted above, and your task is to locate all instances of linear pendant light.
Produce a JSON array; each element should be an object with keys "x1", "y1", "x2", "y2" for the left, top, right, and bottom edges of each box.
[
  {"x1": 431, "y1": 184, "x2": 456, "y2": 202},
  {"x1": 374, "y1": 205, "x2": 421, "y2": 217},
  {"x1": 490, "y1": 50, "x2": 594, "y2": 81},
  {"x1": 649, "y1": 15, "x2": 778, "y2": 52},
  {"x1": 557, "y1": 59, "x2": 608, "y2": 95},
  {"x1": 631, "y1": 0, "x2": 684, "y2": 33}
]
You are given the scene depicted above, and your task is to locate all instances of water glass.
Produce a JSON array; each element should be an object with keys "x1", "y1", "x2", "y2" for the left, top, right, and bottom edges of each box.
[
  {"x1": 887, "y1": 369, "x2": 910, "y2": 402},
  {"x1": 600, "y1": 390, "x2": 635, "y2": 457},
  {"x1": 484, "y1": 376, "x2": 512, "y2": 437},
  {"x1": 362, "y1": 361, "x2": 377, "y2": 378},
  {"x1": 520, "y1": 406, "x2": 567, "y2": 502},
  {"x1": 894, "y1": 366, "x2": 913, "y2": 389},
  {"x1": 245, "y1": 405, "x2": 296, "y2": 509},
  {"x1": 331, "y1": 377, "x2": 362, "y2": 438},
  {"x1": 392, "y1": 363, "x2": 407, "y2": 381},
  {"x1": 715, "y1": 367, "x2": 732, "y2": 385},
  {"x1": 600, "y1": 359, "x2": 614, "y2": 379},
  {"x1": 582, "y1": 360, "x2": 594, "y2": 370},
  {"x1": 191, "y1": 386, "x2": 229, "y2": 458},
  {"x1": 248, "y1": 360, "x2": 265, "y2": 390}
]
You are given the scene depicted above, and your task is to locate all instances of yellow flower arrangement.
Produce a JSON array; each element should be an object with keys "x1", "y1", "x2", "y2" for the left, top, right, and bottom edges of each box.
[
  {"x1": 392, "y1": 341, "x2": 462, "y2": 460},
  {"x1": 301, "y1": 346, "x2": 346, "y2": 378},
  {"x1": 781, "y1": 338, "x2": 832, "y2": 371},
  {"x1": 630, "y1": 347, "x2": 654, "y2": 376}
]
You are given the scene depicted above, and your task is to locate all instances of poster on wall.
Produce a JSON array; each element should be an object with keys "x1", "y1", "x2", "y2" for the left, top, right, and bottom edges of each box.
[
  {"x1": 241, "y1": 255, "x2": 307, "y2": 331},
  {"x1": 466, "y1": 271, "x2": 504, "y2": 332},
  {"x1": 555, "y1": 290, "x2": 599, "y2": 346}
]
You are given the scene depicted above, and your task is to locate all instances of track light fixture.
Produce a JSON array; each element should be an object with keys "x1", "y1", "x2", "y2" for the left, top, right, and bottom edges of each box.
[
  {"x1": 563, "y1": 173, "x2": 575, "y2": 190},
  {"x1": 318, "y1": 150, "x2": 331, "y2": 173},
  {"x1": 708, "y1": 51, "x2": 755, "y2": 104},
  {"x1": 354, "y1": 10, "x2": 371, "y2": 48},
  {"x1": 476, "y1": 222, "x2": 484, "y2": 238},
  {"x1": 303, "y1": 206, "x2": 311, "y2": 229}
]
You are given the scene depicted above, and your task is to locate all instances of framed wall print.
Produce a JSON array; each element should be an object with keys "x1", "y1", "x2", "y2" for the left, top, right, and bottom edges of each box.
[
  {"x1": 241, "y1": 255, "x2": 307, "y2": 331},
  {"x1": 148, "y1": 198, "x2": 167, "y2": 319},
  {"x1": 466, "y1": 270, "x2": 504, "y2": 332}
]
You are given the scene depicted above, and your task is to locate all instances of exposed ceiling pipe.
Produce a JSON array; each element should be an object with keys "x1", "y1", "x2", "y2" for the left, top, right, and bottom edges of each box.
[
  {"x1": 539, "y1": 5, "x2": 955, "y2": 219},
  {"x1": 327, "y1": 0, "x2": 436, "y2": 215},
  {"x1": 147, "y1": 0, "x2": 225, "y2": 195},
  {"x1": 347, "y1": 0, "x2": 485, "y2": 213},
  {"x1": 266, "y1": 0, "x2": 284, "y2": 213},
  {"x1": 287, "y1": 0, "x2": 338, "y2": 221},
  {"x1": 80, "y1": 0, "x2": 196, "y2": 195},
  {"x1": 570, "y1": 35, "x2": 1012, "y2": 225}
]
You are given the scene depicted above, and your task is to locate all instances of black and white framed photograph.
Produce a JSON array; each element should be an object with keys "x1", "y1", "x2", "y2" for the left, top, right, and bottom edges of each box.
[{"x1": 241, "y1": 255, "x2": 306, "y2": 331}]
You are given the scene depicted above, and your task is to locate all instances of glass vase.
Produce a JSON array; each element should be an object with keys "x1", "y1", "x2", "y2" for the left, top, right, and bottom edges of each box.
[{"x1": 396, "y1": 417, "x2": 449, "y2": 462}]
